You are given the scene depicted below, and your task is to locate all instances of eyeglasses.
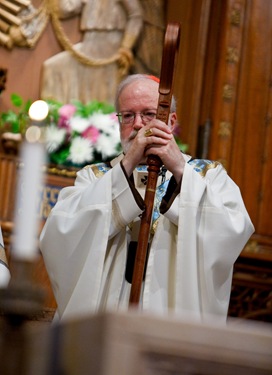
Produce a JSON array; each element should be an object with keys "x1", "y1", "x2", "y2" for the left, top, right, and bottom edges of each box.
[{"x1": 116, "y1": 110, "x2": 157, "y2": 125}]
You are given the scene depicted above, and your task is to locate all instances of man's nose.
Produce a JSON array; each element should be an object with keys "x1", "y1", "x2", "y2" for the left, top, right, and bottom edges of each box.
[{"x1": 133, "y1": 113, "x2": 144, "y2": 129}]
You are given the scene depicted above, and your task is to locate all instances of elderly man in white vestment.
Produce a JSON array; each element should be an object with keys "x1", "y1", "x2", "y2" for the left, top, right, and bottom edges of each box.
[
  {"x1": 40, "y1": 74, "x2": 254, "y2": 322},
  {"x1": 0, "y1": 227, "x2": 10, "y2": 287}
]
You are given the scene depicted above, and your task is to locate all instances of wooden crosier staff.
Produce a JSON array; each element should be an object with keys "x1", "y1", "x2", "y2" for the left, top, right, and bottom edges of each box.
[{"x1": 129, "y1": 22, "x2": 181, "y2": 305}]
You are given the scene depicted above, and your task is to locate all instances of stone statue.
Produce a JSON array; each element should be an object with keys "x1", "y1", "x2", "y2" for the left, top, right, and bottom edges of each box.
[
  {"x1": 41, "y1": 0, "x2": 143, "y2": 105},
  {"x1": 40, "y1": 0, "x2": 166, "y2": 105}
]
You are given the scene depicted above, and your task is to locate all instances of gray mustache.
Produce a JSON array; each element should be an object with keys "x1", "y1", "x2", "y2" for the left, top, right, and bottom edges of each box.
[{"x1": 128, "y1": 130, "x2": 138, "y2": 141}]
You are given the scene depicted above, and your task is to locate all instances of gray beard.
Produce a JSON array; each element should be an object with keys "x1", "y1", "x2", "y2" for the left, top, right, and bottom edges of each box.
[{"x1": 121, "y1": 129, "x2": 138, "y2": 154}]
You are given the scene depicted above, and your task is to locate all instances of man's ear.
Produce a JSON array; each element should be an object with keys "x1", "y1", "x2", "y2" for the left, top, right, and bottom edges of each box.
[{"x1": 169, "y1": 112, "x2": 177, "y2": 131}]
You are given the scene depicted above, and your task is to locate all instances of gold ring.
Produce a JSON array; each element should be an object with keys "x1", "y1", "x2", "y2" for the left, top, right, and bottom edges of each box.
[{"x1": 144, "y1": 128, "x2": 153, "y2": 137}]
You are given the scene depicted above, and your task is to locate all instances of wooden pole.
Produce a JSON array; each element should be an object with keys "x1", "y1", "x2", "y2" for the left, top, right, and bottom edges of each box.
[{"x1": 129, "y1": 23, "x2": 181, "y2": 305}]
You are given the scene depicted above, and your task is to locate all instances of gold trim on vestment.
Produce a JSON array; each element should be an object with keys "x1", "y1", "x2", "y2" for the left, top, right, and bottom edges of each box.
[
  {"x1": 198, "y1": 161, "x2": 220, "y2": 177},
  {"x1": 0, "y1": 244, "x2": 9, "y2": 268},
  {"x1": 89, "y1": 164, "x2": 106, "y2": 178}
]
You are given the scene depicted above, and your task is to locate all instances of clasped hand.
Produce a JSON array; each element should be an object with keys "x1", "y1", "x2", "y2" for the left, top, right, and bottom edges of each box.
[{"x1": 122, "y1": 118, "x2": 185, "y2": 183}]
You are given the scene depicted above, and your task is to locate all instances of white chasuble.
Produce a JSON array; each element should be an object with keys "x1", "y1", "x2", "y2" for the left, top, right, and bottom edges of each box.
[{"x1": 40, "y1": 154, "x2": 254, "y2": 322}]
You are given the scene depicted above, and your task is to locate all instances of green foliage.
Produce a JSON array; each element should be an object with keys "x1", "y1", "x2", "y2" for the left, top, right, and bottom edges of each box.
[
  {"x1": 0, "y1": 93, "x2": 32, "y2": 134},
  {"x1": 49, "y1": 147, "x2": 70, "y2": 165},
  {"x1": 73, "y1": 100, "x2": 115, "y2": 117},
  {"x1": 45, "y1": 99, "x2": 62, "y2": 123},
  {"x1": 175, "y1": 137, "x2": 189, "y2": 153}
]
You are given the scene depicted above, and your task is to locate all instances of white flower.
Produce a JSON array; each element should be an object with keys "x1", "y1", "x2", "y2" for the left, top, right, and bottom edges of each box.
[
  {"x1": 95, "y1": 132, "x2": 119, "y2": 159},
  {"x1": 68, "y1": 136, "x2": 94, "y2": 164},
  {"x1": 69, "y1": 116, "x2": 90, "y2": 133},
  {"x1": 90, "y1": 112, "x2": 117, "y2": 133},
  {"x1": 106, "y1": 121, "x2": 120, "y2": 143},
  {"x1": 45, "y1": 125, "x2": 66, "y2": 153}
]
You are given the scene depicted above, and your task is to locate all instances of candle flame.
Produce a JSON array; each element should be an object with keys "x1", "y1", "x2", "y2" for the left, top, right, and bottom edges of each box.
[{"x1": 28, "y1": 100, "x2": 49, "y2": 122}]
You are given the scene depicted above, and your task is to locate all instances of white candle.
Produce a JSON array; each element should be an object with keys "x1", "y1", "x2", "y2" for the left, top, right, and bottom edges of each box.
[{"x1": 12, "y1": 101, "x2": 48, "y2": 261}]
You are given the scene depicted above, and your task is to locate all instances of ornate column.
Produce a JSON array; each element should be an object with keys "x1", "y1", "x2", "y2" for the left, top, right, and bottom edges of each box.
[{"x1": 209, "y1": 0, "x2": 246, "y2": 169}]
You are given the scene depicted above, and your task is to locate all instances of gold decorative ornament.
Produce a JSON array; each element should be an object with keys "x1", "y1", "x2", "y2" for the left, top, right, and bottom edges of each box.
[
  {"x1": 226, "y1": 47, "x2": 239, "y2": 63},
  {"x1": 243, "y1": 240, "x2": 261, "y2": 254},
  {"x1": 218, "y1": 121, "x2": 232, "y2": 137},
  {"x1": 144, "y1": 128, "x2": 153, "y2": 137},
  {"x1": 230, "y1": 7, "x2": 241, "y2": 26},
  {"x1": 223, "y1": 84, "x2": 234, "y2": 100}
]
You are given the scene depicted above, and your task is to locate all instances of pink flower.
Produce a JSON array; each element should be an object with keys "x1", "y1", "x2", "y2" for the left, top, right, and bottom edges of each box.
[
  {"x1": 109, "y1": 113, "x2": 116, "y2": 121},
  {"x1": 58, "y1": 116, "x2": 70, "y2": 131},
  {"x1": 82, "y1": 126, "x2": 100, "y2": 143},
  {"x1": 59, "y1": 104, "x2": 77, "y2": 119},
  {"x1": 57, "y1": 104, "x2": 77, "y2": 132}
]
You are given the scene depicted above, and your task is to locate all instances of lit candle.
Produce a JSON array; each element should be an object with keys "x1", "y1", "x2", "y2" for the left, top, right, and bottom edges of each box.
[{"x1": 12, "y1": 100, "x2": 48, "y2": 261}]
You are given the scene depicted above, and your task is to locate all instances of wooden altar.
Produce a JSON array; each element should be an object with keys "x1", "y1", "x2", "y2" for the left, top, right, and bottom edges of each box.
[{"x1": 1, "y1": 311, "x2": 271, "y2": 375}]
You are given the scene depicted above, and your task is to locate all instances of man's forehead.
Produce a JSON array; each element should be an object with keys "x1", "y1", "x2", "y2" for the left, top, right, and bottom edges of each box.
[{"x1": 121, "y1": 79, "x2": 159, "y2": 98}]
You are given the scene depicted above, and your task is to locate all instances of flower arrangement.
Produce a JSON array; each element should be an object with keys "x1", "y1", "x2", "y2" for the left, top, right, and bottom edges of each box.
[
  {"x1": 1, "y1": 93, "x2": 188, "y2": 167},
  {"x1": 0, "y1": 94, "x2": 122, "y2": 167},
  {"x1": 44, "y1": 99, "x2": 121, "y2": 167}
]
